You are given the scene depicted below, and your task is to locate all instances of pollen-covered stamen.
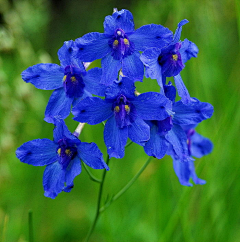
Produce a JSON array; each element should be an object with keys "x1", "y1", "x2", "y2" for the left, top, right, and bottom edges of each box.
[
  {"x1": 117, "y1": 30, "x2": 122, "y2": 36},
  {"x1": 114, "y1": 106, "x2": 120, "y2": 112},
  {"x1": 172, "y1": 54, "x2": 178, "y2": 61},
  {"x1": 113, "y1": 40, "x2": 119, "y2": 48},
  {"x1": 71, "y1": 76, "x2": 77, "y2": 82},
  {"x1": 124, "y1": 105, "x2": 130, "y2": 113},
  {"x1": 63, "y1": 75, "x2": 67, "y2": 82},
  {"x1": 123, "y1": 38, "x2": 129, "y2": 46}
]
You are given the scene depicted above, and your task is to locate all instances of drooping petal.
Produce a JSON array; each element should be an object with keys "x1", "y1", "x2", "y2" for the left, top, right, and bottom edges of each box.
[
  {"x1": 22, "y1": 63, "x2": 64, "y2": 90},
  {"x1": 43, "y1": 162, "x2": 65, "y2": 199},
  {"x1": 65, "y1": 156, "x2": 81, "y2": 188},
  {"x1": 188, "y1": 159, "x2": 206, "y2": 185},
  {"x1": 163, "y1": 81, "x2": 177, "y2": 102},
  {"x1": 173, "y1": 74, "x2": 193, "y2": 105},
  {"x1": 172, "y1": 19, "x2": 189, "y2": 44},
  {"x1": 44, "y1": 88, "x2": 73, "y2": 123},
  {"x1": 128, "y1": 24, "x2": 173, "y2": 51},
  {"x1": 128, "y1": 117, "x2": 150, "y2": 146},
  {"x1": 172, "y1": 157, "x2": 193, "y2": 186},
  {"x1": 180, "y1": 39, "x2": 199, "y2": 64},
  {"x1": 78, "y1": 142, "x2": 109, "y2": 170},
  {"x1": 132, "y1": 92, "x2": 173, "y2": 120},
  {"x1": 122, "y1": 52, "x2": 144, "y2": 82},
  {"x1": 165, "y1": 124, "x2": 192, "y2": 162},
  {"x1": 104, "y1": 9, "x2": 135, "y2": 35},
  {"x1": 104, "y1": 116, "x2": 128, "y2": 158},
  {"x1": 101, "y1": 54, "x2": 122, "y2": 85},
  {"x1": 83, "y1": 68, "x2": 106, "y2": 96},
  {"x1": 173, "y1": 99, "x2": 214, "y2": 125},
  {"x1": 191, "y1": 132, "x2": 213, "y2": 158},
  {"x1": 144, "y1": 124, "x2": 168, "y2": 159},
  {"x1": 75, "y1": 32, "x2": 111, "y2": 62},
  {"x1": 72, "y1": 97, "x2": 113, "y2": 125},
  {"x1": 16, "y1": 139, "x2": 58, "y2": 166}
]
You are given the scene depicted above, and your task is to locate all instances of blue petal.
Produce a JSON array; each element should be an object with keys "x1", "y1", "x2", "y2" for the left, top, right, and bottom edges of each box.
[
  {"x1": 75, "y1": 32, "x2": 110, "y2": 62},
  {"x1": 129, "y1": 24, "x2": 173, "y2": 51},
  {"x1": 191, "y1": 132, "x2": 213, "y2": 158},
  {"x1": 172, "y1": 157, "x2": 193, "y2": 186},
  {"x1": 188, "y1": 159, "x2": 206, "y2": 185},
  {"x1": 128, "y1": 117, "x2": 150, "y2": 146},
  {"x1": 163, "y1": 81, "x2": 177, "y2": 102},
  {"x1": 72, "y1": 97, "x2": 113, "y2": 125},
  {"x1": 104, "y1": 116, "x2": 128, "y2": 158},
  {"x1": 140, "y1": 48, "x2": 161, "y2": 78},
  {"x1": 44, "y1": 88, "x2": 73, "y2": 123},
  {"x1": 144, "y1": 124, "x2": 168, "y2": 159},
  {"x1": 122, "y1": 52, "x2": 144, "y2": 82},
  {"x1": 78, "y1": 142, "x2": 109, "y2": 170},
  {"x1": 65, "y1": 156, "x2": 81, "y2": 188},
  {"x1": 53, "y1": 119, "x2": 77, "y2": 143},
  {"x1": 104, "y1": 9, "x2": 135, "y2": 35},
  {"x1": 105, "y1": 76, "x2": 136, "y2": 100},
  {"x1": 172, "y1": 19, "x2": 189, "y2": 44},
  {"x1": 22, "y1": 63, "x2": 64, "y2": 90},
  {"x1": 57, "y1": 40, "x2": 84, "y2": 70},
  {"x1": 165, "y1": 125, "x2": 192, "y2": 162},
  {"x1": 132, "y1": 92, "x2": 173, "y2": 120},
  {"x1": 101, "y1": 54, "x2": 122, "y2": 85},
  {"x1": 173, "y1": 99, "x2": 214, "y2": 125},
  {"x1": 43, "y1": 162, "x2": 65, "y2": 199},
  {"x1": 180, "y1": 39, "x2": 199, "y2": 64},
  {"x1": 174, "y1": 74, "x2": 193, "y2": 105},
  {"x1": 16, "y1": 139, "x2": 58, "y2": 166},
  {"x1": 83, "y1": 68, "x2": 106, "y2": 96}
]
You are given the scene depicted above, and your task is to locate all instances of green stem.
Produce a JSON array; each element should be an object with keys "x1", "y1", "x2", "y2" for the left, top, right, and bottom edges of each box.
[
  {"x1": 125, "y1": 140, "x2": 133, "y2": 148},
  {"x1": 100, "y1": 156, "x2": 152, "y2": 213},
  {"x1": 28, "y1": 210, "x2": 34, "y2": 242},
  {"x1": 83, "y1": 162, "x2": 101, "y2": 183},
  {"x1": 84, "y1": 155, "x2": 110, "y2": 242}
]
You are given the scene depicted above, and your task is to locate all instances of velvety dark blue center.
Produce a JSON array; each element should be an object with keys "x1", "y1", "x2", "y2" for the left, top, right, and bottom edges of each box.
[
  {"x1": 158, "y1": 42, "x2": 184, "y2": 77},
  {"x1": 57, "y1": 138, "x2": 78, "y2": 170},
  {"x1": 154, "y1": 116, "x2": 173, "y2": 136},
  {"x1": 113, "y1": 94, "x2": 137, "y2": 128},
  {"x1": 108, "y1": 28, "x2": 134, "y2": 60},
  {"x1": 63, "y1": 65, "x2": 85, "y2": 98}
]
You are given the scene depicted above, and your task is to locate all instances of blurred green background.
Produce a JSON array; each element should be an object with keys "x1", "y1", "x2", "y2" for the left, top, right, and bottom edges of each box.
[{"x1": 0, "y1": 0, "x2": 239, "y2": 241}]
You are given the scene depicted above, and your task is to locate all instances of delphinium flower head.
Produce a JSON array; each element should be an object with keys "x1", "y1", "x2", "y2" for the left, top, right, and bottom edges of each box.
[
  {"x1": 75, "y1": 9, "x2": 173, "y2": 85},
  {"x1": 170, "y1": 124, "x2": 213, "y2": 186},
  {"x1": 144, "y1": 82, "x2": 214, "y2": 162},
  {"x1": 140, "y1": 20, "x2": 199, "y2": 104},
  {"x1": 16, "y1": 119, "x2": 109, "y2": 198},
  {"x1": 21, "y1": 40, "x2": 106, "y2": 123},
  {"x1": 72, "y1": 76, "x2": 173, "y2": 158}
]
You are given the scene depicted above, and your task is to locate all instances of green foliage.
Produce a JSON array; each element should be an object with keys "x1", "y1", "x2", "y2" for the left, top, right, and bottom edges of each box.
[{"x1": 0, "y1": 0, "x2": 239, "y2": 241}]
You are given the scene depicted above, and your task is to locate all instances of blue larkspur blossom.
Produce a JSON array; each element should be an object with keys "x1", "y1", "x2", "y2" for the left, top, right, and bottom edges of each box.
[
  {"x1": 16, "y1": 119, "x2": 109, "y2": 199},
  {"x1": 72, "y1": 77, "x2": 173, "y2": 158},
  {"x1": 170, "y1": 125, "x2": 213, "y2": 186},
  {"x1": 140, "y1": 20, "x2": 199, "y2": 105},
  {"x1": 75, "y1": 9, "x2": 173, "y2": 85},
  {"x1": 21, "y1": 40, "x2": 106, "y2": 123},
  {"x1": 144, "y1": 82, "x2": 214, "y2": 161}
]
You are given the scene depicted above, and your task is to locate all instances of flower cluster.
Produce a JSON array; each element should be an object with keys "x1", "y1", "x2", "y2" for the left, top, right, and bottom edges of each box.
[{"x1": 16, "y1": 9, "x2": 214, "y2": 198}]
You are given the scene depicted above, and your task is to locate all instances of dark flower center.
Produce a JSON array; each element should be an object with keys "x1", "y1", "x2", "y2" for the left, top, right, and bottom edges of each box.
[
  {"x1": 63, "y1": 65, "x2": 85, "y2": 98},
  {"x1": 57, "y1": 138, "x2": 78, "y2": 169},
  {"x1": 152, "y1": 116, "x2": 173, "y2": 136},
  {"x1": 109, "y1": 28, "x2": 134, "y2": 60},
  {"x1": 186, "y1": 129, "x2": 195, "y2": 155},
  {"x1": 113, "y1": 94, "x2": 137, "y2": 128},
  {"x1": 157, "y1": 42, "x2": 184, "y2": 77}
]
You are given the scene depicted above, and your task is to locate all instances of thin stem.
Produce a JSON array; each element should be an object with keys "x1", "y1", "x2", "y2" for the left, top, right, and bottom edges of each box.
[
  {"x1": 83, "y1": 162, "x2": 101, "y2": 183},
  {"x1": 28, "y1": 210, "x2": 34, "y2": 242},
  {"x1": 73, "y1": 122, "x2": 85, "y2": 137},
  {"x1": 125, "y1": 140, "x2": 133, "y2": 149},
  {"x1": 100, "y1": 156, "x2": 152, "y2": 213},
  {"x1": 85, "y1": 155, "x2": 110, "y2": 242}
]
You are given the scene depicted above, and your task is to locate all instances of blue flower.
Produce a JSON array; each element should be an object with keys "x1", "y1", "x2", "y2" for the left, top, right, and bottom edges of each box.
[
  {"x1": 140, "y1": 20, "x2": 199, "y2": 105},
  {"x1": 21, "y1": 40, "x2": 106, "y2": 123},
  {"x1": 72, "y1": 77, "x2": 173, "y2": 158},
  {"x1": 171, "y1": 125, "x2": 213, "y2": 186},
  {"x1": 144, "y1": 82, "x2": 214, "y2": 161},
  {"x1": 75, "y1": 9, "x2": 173, "y2": 85},
  {"x1": 16, "y1": 119, "x2": 109, "y2": 199}
]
